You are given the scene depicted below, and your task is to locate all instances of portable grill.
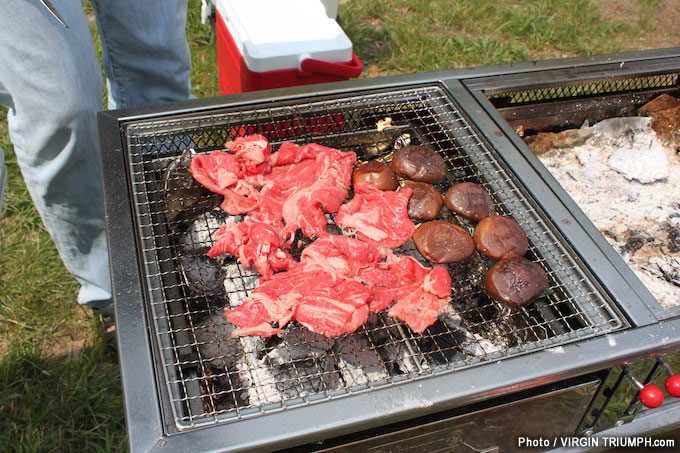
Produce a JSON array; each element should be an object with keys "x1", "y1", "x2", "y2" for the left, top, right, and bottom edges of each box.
[{"x1": 98, "y1": 48, "x2": 680, "y2": 452}]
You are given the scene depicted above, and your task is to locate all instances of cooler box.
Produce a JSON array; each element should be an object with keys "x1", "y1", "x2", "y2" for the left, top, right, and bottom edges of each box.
[{"x1": 215, "y1": 0, "x2": 363, "y2": 95}]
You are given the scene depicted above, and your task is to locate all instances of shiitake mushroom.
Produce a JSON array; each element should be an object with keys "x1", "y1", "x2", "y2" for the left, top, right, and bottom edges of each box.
[
  {"x1": 352, "y1": 161, "x2": 398, "y2": 191},
  {"x1": 412, "y1": 220, "x2": 475, "y2": 263},
  {"x1": 473, "y1": 215, "x2": 528, "y2": 259},
  {"x1": 391, "y1": 145, "x2": 447, "y2": 184},
  {"x1": 444, "y1": 182, "x2": 493, "y2": 221},
  {"x1": 402, "y1": 181, "x2": 444, "y2": 221},
  {"x1": 485, "y1": 257, "x2": 548, "y2": 308}
]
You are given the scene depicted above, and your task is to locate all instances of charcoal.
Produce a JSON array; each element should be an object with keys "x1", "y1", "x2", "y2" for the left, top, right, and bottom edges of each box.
[
  {"x1": 195, "y1": 312, "x2": 243, "y2": 371},
  {"x1": 179, "y1": 254, "x2": 225, "y2": 298},
  {"x1": 178, "y1": 210, "x2": 237, "y2": 256},
  {"x1": 223, "y1": 263, "x2": 259, "y2": 307},
  {"x1": 233, "y1": 327, "x2": 341, "y2": 405},
  {"x1": 333, "y1": 333, "x2": 387, "y2": 386},
  {"x1": 267, "y1": 327, "x2": 340, "y2": 398},
  {"x1": 164, "y1": 149, "x2": 222, "y2": 224}
]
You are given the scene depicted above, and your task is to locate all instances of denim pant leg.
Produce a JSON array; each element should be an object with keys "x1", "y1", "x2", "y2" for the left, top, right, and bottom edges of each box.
[
  {"x1": 0, "y1": 148, "x2": 7, "y2": 218},
  {"x1": 91, "y1": 0, "x2": 193, "y2": 110},
  {"x1": 0, "y1": 1, "x2": 112, "y2": 308}
]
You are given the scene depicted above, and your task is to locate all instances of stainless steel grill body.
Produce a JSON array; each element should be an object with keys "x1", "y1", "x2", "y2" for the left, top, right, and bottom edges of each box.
[{"x1": 97, "y1": 48, "x2": 680, "y2": 452}]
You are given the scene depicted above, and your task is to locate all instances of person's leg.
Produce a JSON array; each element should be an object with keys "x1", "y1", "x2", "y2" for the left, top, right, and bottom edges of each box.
[
  {"x1": 0, "y1": 0, "x2": 111, "y2": 309},
  {"x1": 91, "y1": 0, "x2": 193, "y2": 110}
]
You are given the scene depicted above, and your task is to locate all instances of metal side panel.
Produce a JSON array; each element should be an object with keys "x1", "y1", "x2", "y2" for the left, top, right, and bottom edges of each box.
[{"x1": 97, "y1": 111, "x2": 168, "y2": 452}]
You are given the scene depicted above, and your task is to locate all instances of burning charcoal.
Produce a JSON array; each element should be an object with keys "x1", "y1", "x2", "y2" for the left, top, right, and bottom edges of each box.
[
  {"x1": 333, "y1": 334, "x2": 387, "y2": 386},
  {"x1": 223, "y1": 263, "x2": 259, "y2": 307},
  {"x1": 458, "y1": 330, "x2": 503, "y2": 357},
  {"x1": 261, "y1": 327, "x2": 341, "y2": 400},
  {"x1": 363, "y1": 313, "x2": 428, "y2": 375},
  {"x1": 195, "y1": 312, "x2": 243, "y2": 371},
  {"x1": 179, "y1": 254, "x2": 225, "y2": 299},
  {"x1": 416, "y1": 320, "x2": 467, "y2": 364},
  {"x1": 448, "y1": 251, "x2": 489, "y2": 303},
  {"x1": 164, "y1": 148, "x2": 222, "y2": 224},
  {"x1": 178, "y1": 210, "x2": 232, "y2": 256}
]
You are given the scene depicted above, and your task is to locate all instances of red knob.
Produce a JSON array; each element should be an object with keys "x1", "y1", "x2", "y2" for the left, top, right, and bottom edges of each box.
[
  {"x1": 639, "y1": 385, "x2": 664, "y2": 408},
  {"x1": 665, "y1": 375, "x2": 680, "y2": 397}
]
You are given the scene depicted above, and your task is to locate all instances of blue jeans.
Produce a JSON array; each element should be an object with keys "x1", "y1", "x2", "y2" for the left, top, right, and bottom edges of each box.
[{"x1": 0, "y1": 0, "x2": 192, "y2": 308}]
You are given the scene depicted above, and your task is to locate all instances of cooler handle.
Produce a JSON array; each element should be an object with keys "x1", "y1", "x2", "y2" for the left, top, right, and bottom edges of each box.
[{"x1": 300, "y1": 53, "x2": 363, "y2": 78}]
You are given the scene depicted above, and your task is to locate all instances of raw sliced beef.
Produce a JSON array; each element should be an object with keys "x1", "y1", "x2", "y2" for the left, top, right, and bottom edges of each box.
[
  {"x1": 388, "y1": 290, "x2": 451, "y2": 333},
  {"x1": 190, "y1": 151, "x2": 243, "y2": 195},
  {"x1": 359, "y1": 255, "x2": 452, "y2": 332},
  {"x1": 336, "y1": 183, "x2": 415, "y2": 248},
  {"x1": 267, "y1": 143, "x2": 356, "y2": 238},
  {"x1": 190, "y1": 137, "x2": 270, "y2": 215},
  {"x1": 193, "y1": 138, "x2": 356, "y2": 238},
  {"x1": 224, "y1": 134, "x2": 271, "y2": 175},
  {"x1": 225, "y1": 268, "x2": 372, "y2": 338},
  {"x1": 299, "y1": 234, "x2": 384, "y2": 277},
  {"x1": 207, "y1": 217, "x2": 294, "y2": 280}
]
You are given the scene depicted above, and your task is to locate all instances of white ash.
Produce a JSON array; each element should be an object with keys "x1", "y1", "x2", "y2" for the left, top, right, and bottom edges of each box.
[
  {"x1": 608, "y1": 143, "x2": 668, "y2": 184},
  {"x1": 460, "y1": 331, "x2": 503, "y2": 357},
  {"x1": 234, "y1": 336, "x2": 279, "y2": 406},
  {"x1": 223, "y1": 263, "x2": 259, "y2": 308},
  {"x1": 536, "y1": 117, "x2": 680, "y2": 308},
  {"x1": 334, "y1": 333, "x2": 388, "y2": 386},
  {"x1": 195, "y1": 311, "x2": 242, "y2": 370}
]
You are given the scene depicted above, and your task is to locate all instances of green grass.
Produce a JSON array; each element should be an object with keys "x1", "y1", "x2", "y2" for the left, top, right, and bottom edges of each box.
[
  {"x1": 340, "y1": 0, "x2": 661, "y2": 73},
  {"x1": 0, "y1": 0, "x2": 676, "y2": 450},
  {"x1": 0, "y1": 340, "x2": 125, "y2": 452}
]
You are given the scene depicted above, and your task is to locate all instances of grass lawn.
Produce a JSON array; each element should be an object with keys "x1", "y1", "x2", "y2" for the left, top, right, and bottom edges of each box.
[{"x1": 0, "y1": 0, "x2": 677, "y2": 450}]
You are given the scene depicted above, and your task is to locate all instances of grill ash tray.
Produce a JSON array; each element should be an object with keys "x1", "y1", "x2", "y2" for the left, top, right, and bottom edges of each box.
[{"x1": 123, "y1": 85, "x2": 624, "y2": 430}]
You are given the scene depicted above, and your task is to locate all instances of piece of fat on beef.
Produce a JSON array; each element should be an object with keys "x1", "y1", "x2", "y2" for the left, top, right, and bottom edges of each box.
[
  {"x1": 217, "y1": 180, "x2": 262, "y2": 215},
  {"x1": 336, "y1": 183, "x2": 415, "y2": 248}
]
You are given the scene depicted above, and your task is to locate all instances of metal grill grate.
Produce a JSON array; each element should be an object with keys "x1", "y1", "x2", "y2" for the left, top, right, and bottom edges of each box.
[
  {"x1": 486, "y1": 73, "x2": 679, "y2": 105},
  {"x1": 123, "y1": 85, "x2": 625, "y2": 430}
]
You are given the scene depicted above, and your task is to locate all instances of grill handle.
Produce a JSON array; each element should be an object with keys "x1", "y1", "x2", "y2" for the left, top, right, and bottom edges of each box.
[
  {"x1": 299, "y1": 52, "x2": 363, "y2": 78},
  {"x1": 657, "y1": 356, "x2": 680, "y2": 398},
  {"x1": 623, "y1": 364, "x2": 664, "y2": 408}
]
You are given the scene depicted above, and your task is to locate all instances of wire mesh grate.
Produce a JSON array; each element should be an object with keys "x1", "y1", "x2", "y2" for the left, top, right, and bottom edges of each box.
[
  {"x1": 486, "y1": 73, "x2": 679, "y2": 105},
  {"x1": 123, "y1": 85, "x2": 625, "y2": 430}
]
